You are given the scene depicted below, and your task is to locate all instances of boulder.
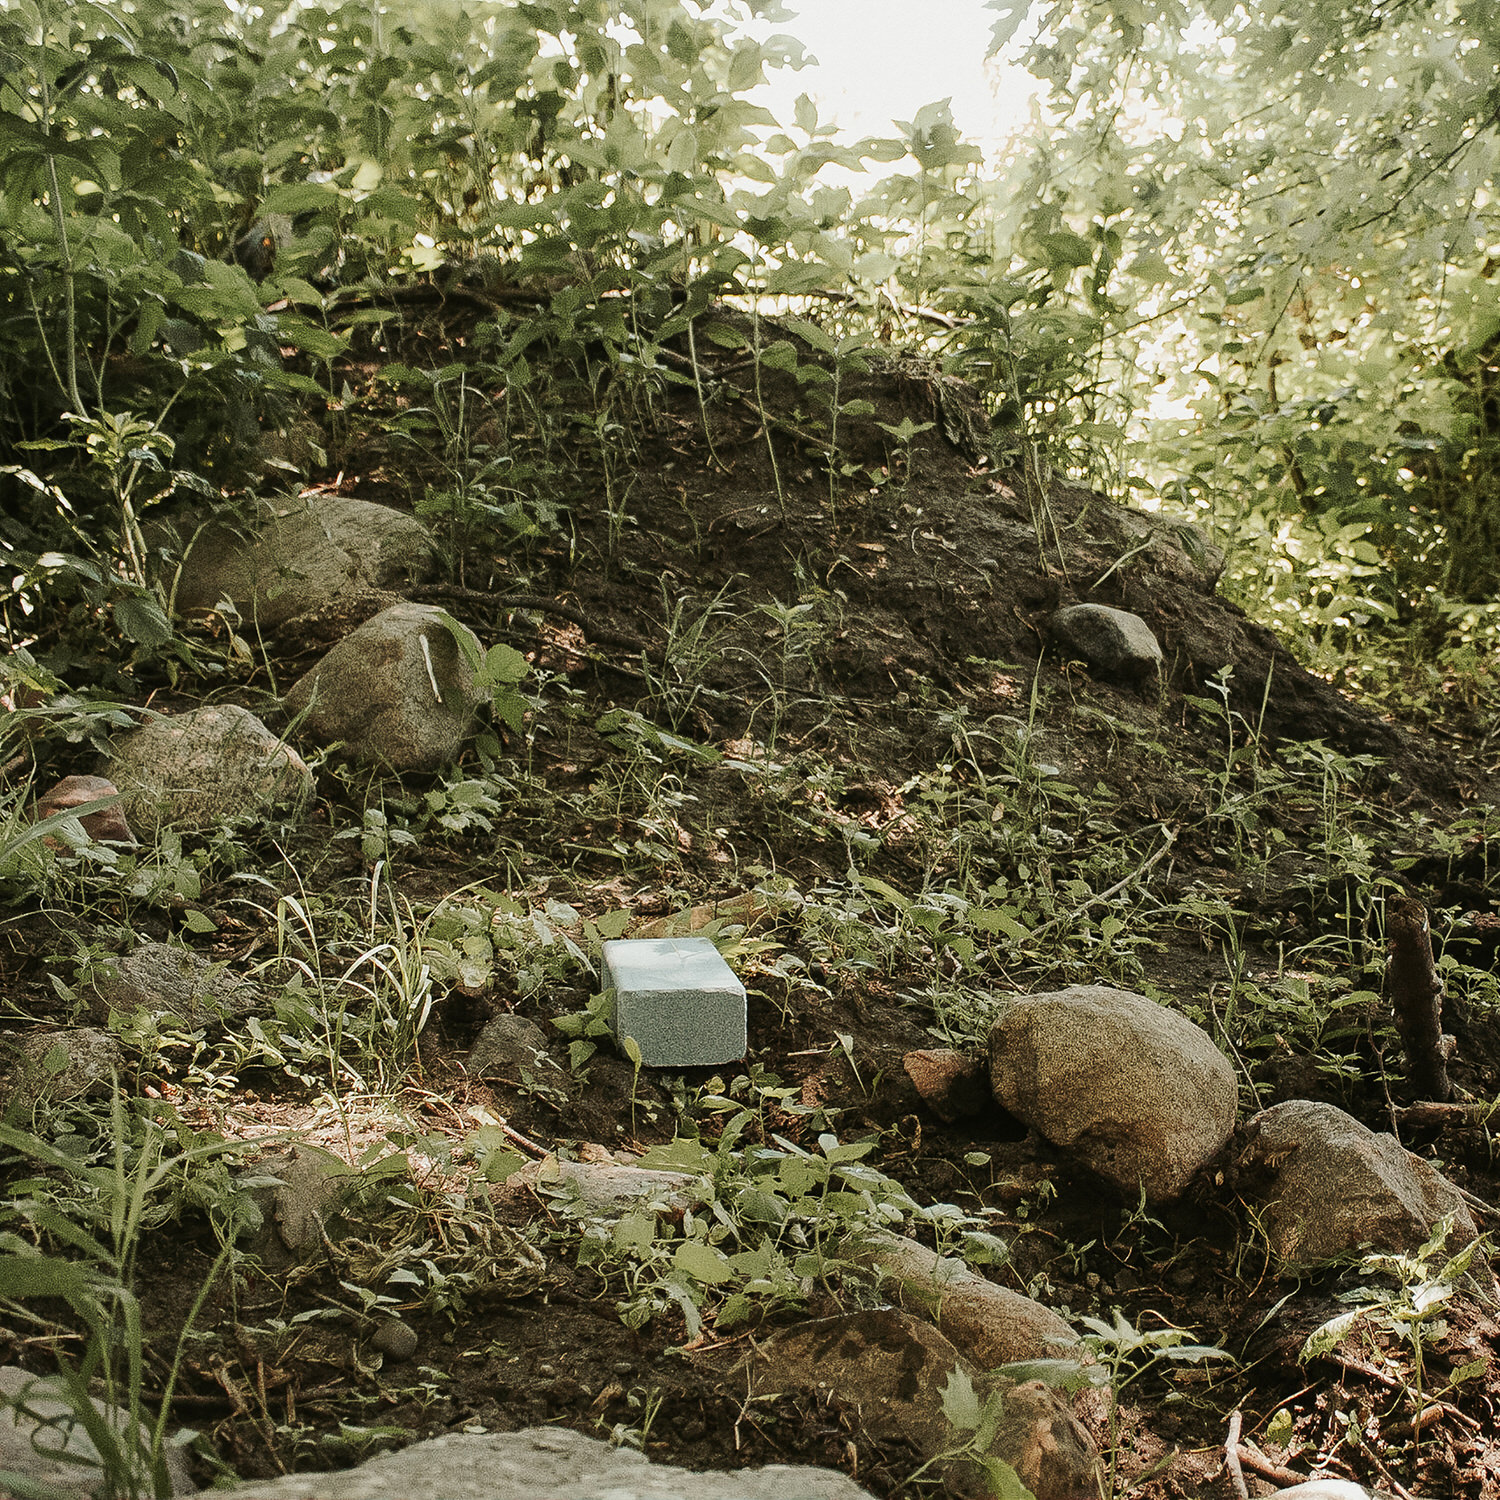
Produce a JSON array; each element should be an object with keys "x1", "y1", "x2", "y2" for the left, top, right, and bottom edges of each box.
[
  {"x1": 214, "y1": 1425, "x2": 875, "y2": 1499},
  {"x1": 739, "y1": 1308, "x2": 1099, "y2": 1500},
  {"x1": 988, "y1": 985, "x2": 1236, "y2": 1203},
  {"x1": 84, "y1": 942, "x2": 261, "y2": 1026},
  {"x1": 283, "y1": 602, "x2": 482, "y2": 772},
  {"x1": 849, "y1": 1229, "x2": 1080, "y2": 1368},
  {"x1": 0, "y1": 1364, "x2": 197, "y2": 1497},
  {"x1": 1049, "y1": 604, "x2": 1163, "y2": 680},
  {"x1": 1240, "y1": 1100, "x2": 1480, "y2": 1269},
  {"x1": 107, "y1": 704, "x2": 312, "y2": 835},
  {"x1": 173, "y1": 495, "x2": 434, "y2": 629}
]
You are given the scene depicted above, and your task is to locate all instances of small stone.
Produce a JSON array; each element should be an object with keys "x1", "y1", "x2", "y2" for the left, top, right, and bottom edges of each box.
[
  {"x1": 9, "y1": 1028, "x2": 122, "y2": 1107},
  {"x1": 602, "y1": 937, "x2": 747, "y2": 1068},
  {"x1": 236, "y1": 1146, "x2": 354, "y2": 1259},
  {"x1": 371, "y1": 1320, "x2": 419, "y2": 1363},
  {"x1": 34, "y1": 776, "x2": 135, "y2": 845},
  {"x1": 466, "y1": 1015, "x2": 554, "y2": 1081},
  {"x1": 497, "y1": 1154, "x2": 702, "y2": 1218},
  {"x1": 1049, "y1": 603, "x2": 1163, "y2": 680},
  {"x1": 903, "y1": 1048, "x2": 991, "y2": 1122}
]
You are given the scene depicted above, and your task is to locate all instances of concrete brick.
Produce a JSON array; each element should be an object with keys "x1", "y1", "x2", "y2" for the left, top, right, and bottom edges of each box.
[{"x1": 602, "y1": 937, "x2": 747, "y2": 1068}]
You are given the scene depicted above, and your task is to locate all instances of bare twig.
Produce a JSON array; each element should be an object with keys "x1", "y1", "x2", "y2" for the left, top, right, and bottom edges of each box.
[
  {"x1": 1224, "y1": 1410, "x2": 1250, "y2": 1500},
  {"x1": 1395, "y1": 1100, "x2": 1500, "y2": 1131},
  {"x1": 1232, "y1": 1441, "x2": 1309, "y2": 1488}
]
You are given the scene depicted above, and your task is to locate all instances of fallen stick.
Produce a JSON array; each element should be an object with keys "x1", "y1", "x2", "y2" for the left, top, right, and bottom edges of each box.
[{"x1": 1224, "y1": 1410, "x2": 1250, "y2": 1500}]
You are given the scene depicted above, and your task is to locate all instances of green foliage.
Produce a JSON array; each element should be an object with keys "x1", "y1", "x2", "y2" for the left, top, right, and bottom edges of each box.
[
  {"x1": 1300, "y1": 1215, "x2": 1491, "y2": 1445},
  {"x1": 981, "y1": 0, "x2": 1500, "y2": 674},
  {"x1": 0, "y1": 1102, "x2": 249, "y2": 1499}
]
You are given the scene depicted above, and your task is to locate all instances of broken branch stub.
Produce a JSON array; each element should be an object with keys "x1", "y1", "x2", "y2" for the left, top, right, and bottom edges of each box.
[{"x1": 1386, "y1": 894, "x2": 1455, "y2": 1103}]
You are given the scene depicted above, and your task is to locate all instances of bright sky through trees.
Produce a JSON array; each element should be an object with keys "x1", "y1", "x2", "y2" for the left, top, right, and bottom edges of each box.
[{"x1": 749, "y1": 0, "x2": 1038, "y2": 154}]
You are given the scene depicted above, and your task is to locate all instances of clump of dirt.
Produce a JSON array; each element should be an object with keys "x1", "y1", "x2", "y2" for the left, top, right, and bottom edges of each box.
[{"x1": 4, "y1": 298, "x2": 1499, "y2": 1500}]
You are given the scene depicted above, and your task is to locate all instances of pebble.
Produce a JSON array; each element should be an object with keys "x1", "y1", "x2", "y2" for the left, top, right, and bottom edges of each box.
[{"x1": 371, "y1": 1319, "x2": 419, "y2": 1362}]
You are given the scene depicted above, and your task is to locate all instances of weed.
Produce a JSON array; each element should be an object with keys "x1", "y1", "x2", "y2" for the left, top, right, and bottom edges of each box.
[
  {"x1": 1300, "y1": 1215, "x2": 1491, "y2": 1452},
  {"x1": 0, "y1": 1101, "x2": 251, "y2": 1499}
]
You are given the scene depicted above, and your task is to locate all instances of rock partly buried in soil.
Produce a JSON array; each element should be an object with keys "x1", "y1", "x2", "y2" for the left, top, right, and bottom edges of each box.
[
  {"x1": 1048, "y1": 603, "x2": 1163, "y2": 681},
  {"x1": 236, "y1": 1146, "x2": 357, "y2": 1264},
  {"x1": 283, "y1": 601, "x2": 482, "y2": 771},
  {"x1": 988, "y1": 985, "x2": 1236, "y2": 1204},
  {"x1": 6, "y1": 1027, "x2": 122, "y2": 1108},
  {"x1": 33, "y1": 775, "x2": 136, "y2": 844},
  {"x1": 214, "y1": 1426, "x2": 875, "y2": 1499},
  {"x1": 0, "y1": 1364, "x2": 197, "y2": 1497},
  {"x1": 848, "y1": 1229, "x2": 1081, "y2": 1368},
  {"x1": 902, "y1": 1048, "x2": 993, "y2": 1122},
  {"x1": 498, "y1": 1152, "x2": 705, "y2": 1218},
  {"x1": 172, "y1": 494, "x2": 436, "y2": 629},
  {"x1": 107, "y1": 704, "x2": 312, "y2": 835},
  {"x1": 84, "y1": 941, "x2": 262, "y2": 1026},
  {"x1": 735, "y1": 1308, "x2": 1099, "y2": 1500},
  {"x1": 1239, "y1": 1099, "x2": 1481, "y2": 1270},
  {"x1": 1108, "y1": 509, "x2": 1225, "y2": 594},
  {"x1": 465, "y1": 1015, "x2": 559, "y2": 1084}
]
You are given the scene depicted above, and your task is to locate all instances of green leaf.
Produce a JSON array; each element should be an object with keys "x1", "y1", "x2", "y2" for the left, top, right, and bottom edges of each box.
[
  {"x1": 113, "y1": 593, "x2": 174, "y2": 647},
  {"x1": 673, "y1": 1240, "x2": 732, "y2": 1284},
  {"x1": 939, "y1": 1365, "x2": 985, "y2": 1430}
]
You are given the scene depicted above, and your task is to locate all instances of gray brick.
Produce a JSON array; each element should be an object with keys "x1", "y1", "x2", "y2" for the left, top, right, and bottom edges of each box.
[{"x1": 602, "y1": 937, "x2": 747, "y2": 1067}]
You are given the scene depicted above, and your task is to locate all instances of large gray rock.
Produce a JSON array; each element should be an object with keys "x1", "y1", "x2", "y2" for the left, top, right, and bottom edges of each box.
[
  {"x1": 283, "y1": 602, "x2": 482, "y2": 771},
  {"x1": 988, "y1": 985, "x2": 1236, "y2": 1203},
  {"x1": 85, "y1": 942, "x2": 261, "y2": 1026},
  {"x1": 6, "y1": 1028, "x2": 122, "y2": 1108},
  {"x1": 739, "y1": 1309, "x2": 1099, "y2": 1500},
  {"x1": 849, "y1": 1229, "x2": 1080, "y2": 1368},
  {"x1": 0, "y1": 1364, "x2": 197, "y2": 1497},
  {"x1": 173, "y1": 496, "x2": 435, "y2": 629},
  {"x1": 107, "y1": 704, "x2": 312, "y2": 835},
  {"x1": 1049, "y1": 604, "x2": 1163, "y2": 679},
  {"x1": 1240, "y1": 1100, "x2": 1480, "y2": 1270},
  {"x1": 214, "y1": 1426, "x2": 874, "y2": 1498}
]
